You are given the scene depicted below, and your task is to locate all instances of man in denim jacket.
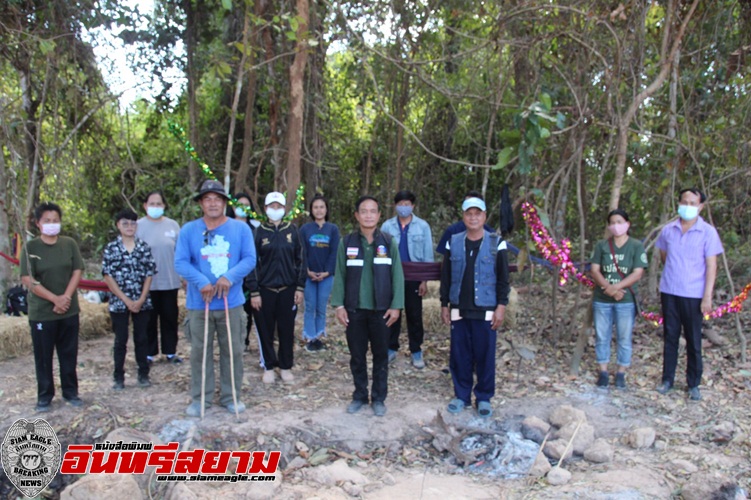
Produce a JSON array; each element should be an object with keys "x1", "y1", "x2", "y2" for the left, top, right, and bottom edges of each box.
[
  {"x1": 439, "y1": 195, "x2": 510, "y2": 419},
  {"x1": 381, "y1": 190, "x2": 434, "y2": 368}
]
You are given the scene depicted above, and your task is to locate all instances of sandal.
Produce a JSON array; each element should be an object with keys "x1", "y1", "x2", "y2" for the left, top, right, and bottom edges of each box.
[
  {"x1": 477, "y1": 401, "x2": 493, "y2": 418},
  {"x1": 447, "y1": 398, "x2": 466, "y2": 414}
]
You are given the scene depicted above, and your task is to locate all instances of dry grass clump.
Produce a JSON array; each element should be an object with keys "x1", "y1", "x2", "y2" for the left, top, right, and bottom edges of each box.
[{"x1": 0, "y1": 300, "x2": 111, "y2": 360}]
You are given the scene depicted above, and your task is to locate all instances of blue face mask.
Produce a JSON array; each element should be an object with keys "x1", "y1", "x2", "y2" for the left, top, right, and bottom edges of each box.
[
  {"x1": 677, "y1": 204, "x2": 699, "y2": 221},
  {"x1": 146, "y1": 207, "x2": 164, "y2": 219},
  {"x1": 396, "y1": 205, "x2": 413, "y2": 218},
  {"x1": 235, "y1": 207, "x2": 247, "y2": 218}
]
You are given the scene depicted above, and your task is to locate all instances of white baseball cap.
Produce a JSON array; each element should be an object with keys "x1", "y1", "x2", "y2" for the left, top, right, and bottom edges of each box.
[
  {"x1": 264, "y1": 191, "x2": 286, "y2": 206},
  {"x1": 462, "y1": 197, "x2": 487, "y2": 212}
]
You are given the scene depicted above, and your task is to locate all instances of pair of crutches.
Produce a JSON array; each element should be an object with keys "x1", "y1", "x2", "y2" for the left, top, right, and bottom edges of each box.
[{"x1": 201, "y1": 297, "x2": 240, "y2": 420}]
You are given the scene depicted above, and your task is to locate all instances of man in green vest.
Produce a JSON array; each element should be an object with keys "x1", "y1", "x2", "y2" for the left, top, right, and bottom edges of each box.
[{"x1": 331, "y1": 196, "x2": 405, "y2": 417}]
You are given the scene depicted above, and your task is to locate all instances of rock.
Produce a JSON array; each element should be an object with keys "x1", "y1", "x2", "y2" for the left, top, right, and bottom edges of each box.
[
  {"x1": 712, "y1": 421, "x2": 735, "y2": 443},
  {"x1": 522, "y1": 416, "x2": 551, "y2": 444},
  {"x1": 546, "y1": 467, "x2": 572, "y2": 486},
  {"x1": 106, "y1": 427, "x2": 160, "y2": 444},
  {"x1": 654, "y1": 440, "x2": 668, "y2": 451},
  {"x1": 61, "y1": 474, "x2": 143, "y2": 500},
  {"x1": 628, "y1": 427, "x2": 656, "y2": 449},
  {"x1": 583, "y1": 438, "x2": 614, "y2": 463},
  {"x1": 555, "y1": 421, "x2": 595, "y2": 455},
  {"x1": 382, "y1": 473, "x2": 396, "y2": 486},
  {"x1": 543, "y1": 439, "x2": 573, "y2": 461},
  {"x1": 286, "y1": 456, "x2": 308, "y2": 471},
  {"x1": 680, "y1": 471, "x2": 737, "y2": 500},
  {"x1": 324, "y1": 458, "x2": 370, "y2": 485},
  {"x1": 668, "y1": 459, "x2": 698, "y2": 475},
  {"x1": 528, "y1": 453, "x2": 552, "y2": 477},
  {"x1": 341, "y1": 482, "x2": 363, "y2": 497},
  {"x1": 704, "y1": 327, "x2": 727, "y2": 346},
  {"x1": 549, "y1": 405, "x2": 587, "y2": 428},
  {"x1": 164, "y1": 483, "x2": 197, "y2": 500}
]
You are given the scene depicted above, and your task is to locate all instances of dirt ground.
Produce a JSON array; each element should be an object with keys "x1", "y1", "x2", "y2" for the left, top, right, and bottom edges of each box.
[{"x1": 1, "y1": 284, "x2": 750, "y2": 499}]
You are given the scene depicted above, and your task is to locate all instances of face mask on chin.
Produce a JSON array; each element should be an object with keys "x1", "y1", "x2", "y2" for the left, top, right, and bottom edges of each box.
[
  {"x1": 41, "y1": 223, "x2": 61, "y2": 236},
  {"x1": 146, "y1": 207, "x2": 164, "y2": 219},
  {"x1": 677, "y1": 204, "x2": 699, "y2": 221},
  {"x1": 266, "y1": 208, "x2": 285, "y2": 222}
]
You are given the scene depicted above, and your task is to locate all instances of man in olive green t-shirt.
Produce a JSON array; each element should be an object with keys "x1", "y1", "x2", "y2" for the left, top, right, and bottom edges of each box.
[{"x1": 20, "y1": 202, "x2": 85, "y2": 412}]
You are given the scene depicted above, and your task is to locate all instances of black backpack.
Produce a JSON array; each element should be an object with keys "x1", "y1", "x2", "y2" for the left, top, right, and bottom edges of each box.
[{"x1": 5, "y1": 285, "x2": 28, "y2": 316}]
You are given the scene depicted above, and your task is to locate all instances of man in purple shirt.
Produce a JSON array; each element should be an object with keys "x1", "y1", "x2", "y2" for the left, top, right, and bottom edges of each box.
[{"x1": 655, "y1": 188, "x2": 724, "y2": 401}]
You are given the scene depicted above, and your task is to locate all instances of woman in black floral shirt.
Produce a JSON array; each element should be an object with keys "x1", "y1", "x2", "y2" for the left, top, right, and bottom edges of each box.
[{"x1": 102, "y1": 209, "x2": 157, "y2": 390}]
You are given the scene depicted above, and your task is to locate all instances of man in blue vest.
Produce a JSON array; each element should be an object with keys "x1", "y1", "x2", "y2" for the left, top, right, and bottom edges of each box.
[
  {"x1": 381, "y1": 190, "x2": 434, "y2": 368},
  {"x1": 440, "y1": 195, "x2": 510, "y2": 419},
  {"x1": 331, "y1": 196, "x2": 405, "y2": 417}
]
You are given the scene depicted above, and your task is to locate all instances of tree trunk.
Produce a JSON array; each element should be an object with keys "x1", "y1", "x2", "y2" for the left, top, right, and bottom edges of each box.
[
  {"x1": 222, "y1": 11, "x2": 251, "y2": 194},
  {"x1": 284, "y1": 0, "x2": 309, "y2": 209},
  {"x1": 303, "y1": 0, "x2": 326, "y2": 199},
  {"x1": 236, "y1": 0, "x2": 265, "y2": 194},
  {"x1": 609, "y1": 0, "x2": 700, "y2": 210},
  {"x1": 185, "y1": 0, "x2": 200, "y2": 188},
  {"x1": 0, "y1": 137, "x2": 12, "y2": 299}
]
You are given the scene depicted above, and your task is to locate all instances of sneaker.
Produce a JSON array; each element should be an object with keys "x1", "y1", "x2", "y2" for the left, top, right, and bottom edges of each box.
[
  {"x1": 596, "y1": 371, "x2": 609, "y2": 388},
  {"x1": 280, "y1": 369, "x2": 295, "y2": 383},
  {"x1": 147, "y1": 356, "x2": 155, "y2": 365},
  {"x1": 372, "y1": 401, "x2": 387, "y2": 417},
  {"x1": 411, "y1": 351, "x2": 425, "y2": 369},
  {"x1": 688, "y1": 386, "x2": 702, "y2": 401},
  {"x1": 304, "y1": 340, "x2": 320, "y2": 352},
  {"x1": 138, "y1": 376, "x2": 151, "y2": 388},
  {"x1": 35, "y1": 402, "x2": 51, "y2": 413},
  {"x1": 167, "y1": 355, "x2": 183, "y2": 364},
  {"x1": 388, "y1": 350, "x2": 397, "y2": 364},
  {"x1": 262, "y1": 370, "x2": 276, "y2": 384},
  {"x1": 64, "y1": 397, "x2": 84, "y2": 408},
  {"x1": 615, "y1": 373, "x2": 626, "y2": 389},
  {"x1": 656, "y1": 381, "x2": 673, "y2": 394},
  {"x1": 112, "y1": 381, "x2": 125, "y2": 391},
  {"x1": 226, "y1": 401, "x2": 246, "y2": 414},
  {"x1": 314, "y1": 339, "x2": 326, "y2": 351},
  {"x1": 347, "y1": 400, "x2": 365, "y2": 414},
  {"x1": 186, "y1": 401, "x2": 209, "y2": 417}
]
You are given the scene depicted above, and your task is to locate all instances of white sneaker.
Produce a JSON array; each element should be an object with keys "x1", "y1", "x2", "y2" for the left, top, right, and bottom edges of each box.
[
  {"x1": 280, "y1": 369, "x2": 295, "y2": 383},
  {"x1": 262, "y1": 370, "x2": 276, "y2": 384}
]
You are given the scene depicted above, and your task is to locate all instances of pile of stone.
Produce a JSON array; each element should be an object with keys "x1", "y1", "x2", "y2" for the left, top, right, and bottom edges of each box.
[{"x1": 522, "y1": 404, "x2": 657, "y2": 485}]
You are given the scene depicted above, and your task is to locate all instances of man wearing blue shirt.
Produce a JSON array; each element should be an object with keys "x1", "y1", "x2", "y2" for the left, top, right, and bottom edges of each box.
[{"x1": 175, "y1": 180, "x2": 256, "y2": 417}]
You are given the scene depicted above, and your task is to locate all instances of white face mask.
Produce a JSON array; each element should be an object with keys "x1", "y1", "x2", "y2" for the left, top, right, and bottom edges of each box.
[
  {"x1": 41, "y1": 223, "x2": 61, "y2": 236},
  {"x1": 266, "y1": 207, "x2": 285, "y2": 222},
  {"x1": 677, "y1": 204, "x2": 699, "y2": 221}
]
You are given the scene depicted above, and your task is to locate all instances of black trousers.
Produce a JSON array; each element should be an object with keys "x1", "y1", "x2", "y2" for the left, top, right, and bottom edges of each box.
[
  {"x1": 346, "y1": 309, "x2": 389, "y2": 404},
  {"x1": 389, "y1": 280, "x2": 425, "y2": 353},
  {"x1": 661, "y1": 293, "x2": 703, "y2": 388},
  {"x1": 111, "y1": 310, "x2": 151, "y2": 382},
  {"x1": 30, "y1": 315, "x2": 79, "y2": 404},
  {"x1": 147, "y1": 289, "x2": 179, "y2": 356},
  {"x1": 258, "y1": 286, "x2": 297, "y2": 370}
]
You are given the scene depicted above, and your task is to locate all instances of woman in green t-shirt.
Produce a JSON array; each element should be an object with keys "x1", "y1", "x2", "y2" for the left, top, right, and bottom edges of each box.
[
  {"x1": 589, "y1": 209, "x2": 648, "y2": 390},
  {"x1": 20, "y1": 202, "x2": 85, "y2": 412}
]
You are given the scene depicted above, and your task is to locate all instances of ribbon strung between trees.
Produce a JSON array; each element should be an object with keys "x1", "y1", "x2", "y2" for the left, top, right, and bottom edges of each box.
[
  {"x1": 521, "y1": 202, "x2": 750, "y2": 325},
  {"x1": 167, "y1": 120, "x2": 306, "y2": 223}
]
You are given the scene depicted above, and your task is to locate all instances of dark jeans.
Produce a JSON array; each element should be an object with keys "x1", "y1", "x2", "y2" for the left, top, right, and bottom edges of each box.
[
  {"x1": 147, "y1": 289, "x2": 179, "y2": 356},
  {"x1": 30, "y1": 315, "x2": 79, "y2": 404},
  {"x1": 111, "y1": 310, "x2": 151, "y2": 382},
  {"x1": 661, "y1": 293, "x2": 703, "y2": 388},
  {"x1": 346, "y1": 309, "x2": 390, "y2": 403},
  {"x1": 258, "y1": 287, "x2": 297, "y2": 370},
  {"x1": 389, "y1": 280, "x2": 425, "y2": 353},
  {"x1": 450, "y1": 317, "x2": 497, "y2": 405}
]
